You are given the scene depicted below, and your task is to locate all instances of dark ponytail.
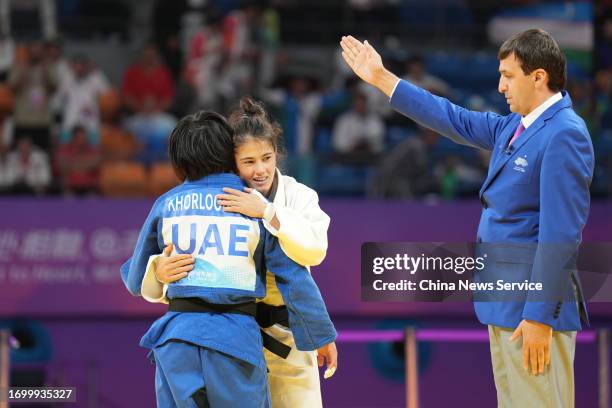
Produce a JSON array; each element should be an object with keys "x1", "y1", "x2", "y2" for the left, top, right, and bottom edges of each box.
[{"x1": 228, "y1": 97, "x2": 285, "y2": 157}]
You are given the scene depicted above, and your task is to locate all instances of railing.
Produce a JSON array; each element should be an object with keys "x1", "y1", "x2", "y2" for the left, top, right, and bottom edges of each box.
[
  {"x1": 0, "y1": 327, "x2": 607, "y2": 407},
  {"x1": 337, "y1": 328, "x2": 609, "y2": 408}
]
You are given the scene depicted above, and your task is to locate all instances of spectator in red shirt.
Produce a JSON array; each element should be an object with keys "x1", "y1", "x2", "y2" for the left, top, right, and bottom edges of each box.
[
  {"x1": 55, "y1": 125, "x2": 101, "y2": 195},
  {"x1": 121, "y1": 43, "x2": 175, "y2": 113}
]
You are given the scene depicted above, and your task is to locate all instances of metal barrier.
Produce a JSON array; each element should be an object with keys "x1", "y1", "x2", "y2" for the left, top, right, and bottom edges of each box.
[
  {"x1": 337, "y1": 329, "x2": 609, "y2": 408},
  {"x1": 0, "y1": 327, "x2": 607, "y2": 407}
]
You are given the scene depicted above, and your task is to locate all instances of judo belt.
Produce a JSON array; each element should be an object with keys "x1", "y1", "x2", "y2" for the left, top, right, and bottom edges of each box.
[
  {"x1": 256, "y1": 304, "x2": 291, "y2": 359},
  {"x1": 169, "y1": 298, "x2": 257, "y2": 316},
  {"x1": 168, "y1": 298, "x2": 291, "y2": 359},
  {"x1": 256, "y1": 304, "x2": 289, "y2": 328}
]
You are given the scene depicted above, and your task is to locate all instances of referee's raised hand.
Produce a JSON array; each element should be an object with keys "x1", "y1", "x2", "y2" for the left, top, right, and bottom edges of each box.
[{"x1": 340, "y1": 35, "x2": 399, "y2": 97}]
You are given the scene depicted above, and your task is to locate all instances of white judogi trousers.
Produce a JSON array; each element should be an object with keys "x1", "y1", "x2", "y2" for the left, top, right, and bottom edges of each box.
[{"x1": 263, "y1": 324, "x2": 322, "y2": 408}]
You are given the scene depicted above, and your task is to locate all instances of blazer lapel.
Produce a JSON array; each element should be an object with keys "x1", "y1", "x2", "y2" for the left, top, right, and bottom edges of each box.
[
  {"x1": 479, "y1": 92, "x2": 573, "y2": 196},
  {"x1": 480, "y1": 120, "x2": 544, "y2": 194}
]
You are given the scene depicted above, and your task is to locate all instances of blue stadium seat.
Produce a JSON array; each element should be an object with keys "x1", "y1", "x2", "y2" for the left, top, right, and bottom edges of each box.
[
  {"x1": 316, "y1": 164, "x2": 373, "y2": 196},
  {"x1": 313, "y1": 128, "x2": 334, "y2": 154}
]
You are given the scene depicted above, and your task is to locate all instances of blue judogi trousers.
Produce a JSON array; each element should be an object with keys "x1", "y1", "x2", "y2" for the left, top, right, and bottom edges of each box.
[{"x1": 152, "y1": 340, "x2": 271, "y2": 408}]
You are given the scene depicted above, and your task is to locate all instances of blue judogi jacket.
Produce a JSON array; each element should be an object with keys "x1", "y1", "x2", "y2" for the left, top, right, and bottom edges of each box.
[
  {"x1": 120, "y1": 173, "x2": 336, "y2": 368},
  {"x1": 390, "y1": 80, "x2": 594, "y2": 331}
]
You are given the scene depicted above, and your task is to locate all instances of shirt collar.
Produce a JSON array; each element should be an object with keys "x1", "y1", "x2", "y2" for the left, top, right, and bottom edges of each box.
[{"x1": 521, "y1": 92, "x2": 562, "y2": 129}]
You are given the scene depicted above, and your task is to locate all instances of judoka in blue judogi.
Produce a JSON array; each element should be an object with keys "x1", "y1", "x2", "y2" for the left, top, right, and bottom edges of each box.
[{"x1": 120, "y1": 111, "x2": 337, "y2": 408}]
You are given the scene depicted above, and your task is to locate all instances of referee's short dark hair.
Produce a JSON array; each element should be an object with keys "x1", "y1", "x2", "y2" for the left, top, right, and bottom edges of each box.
[
  {"x1": 168, "y1": 111, "x2": 236, "y2": 181},
  {"x1": 498, "y1": 29, "x2": 566, "y2": 92}
]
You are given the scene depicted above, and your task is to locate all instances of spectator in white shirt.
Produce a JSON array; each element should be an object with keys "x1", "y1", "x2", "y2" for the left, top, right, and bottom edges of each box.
[
  {"x1": 332, "y1": 91, "x2": 385, "y2": 153},
  {"x1": 5, "y1": 136, "x2": 51, "y2": 195},
  {"x1": 46, "y1": 40, "x2": 74, "y2": 125},
  {"x1": 60, "y1": 54, "x2": 110, "y2": 140}
]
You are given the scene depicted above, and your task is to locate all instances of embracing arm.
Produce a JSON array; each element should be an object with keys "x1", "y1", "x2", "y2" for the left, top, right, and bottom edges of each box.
[
  {"x1": 140, "y1": 255, "x2": 168, "y2": 303},
  {"x1": 264, "y1": 186, "x2": 330, "y2": 267},
  {"x1": 218, "y1": 184, "x2": 331, "y2": 267},
  {"x1": 140, "y1": 244, "x2": 195, "y2": 303}
]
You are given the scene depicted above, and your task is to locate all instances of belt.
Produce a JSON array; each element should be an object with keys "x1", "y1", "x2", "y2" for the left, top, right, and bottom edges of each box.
[
  {"x1": 256, "y1": 304, "x2": 291, "y2": 359},
  {"x1": 256, "y1": 304, "x2": 289, "y2": 328},
  {"x1": 168, "y1": 298, "x2": 291, "y2": 359},
  {"x1": 168, "y1": 298, "x2": 257, "y2": 316}
]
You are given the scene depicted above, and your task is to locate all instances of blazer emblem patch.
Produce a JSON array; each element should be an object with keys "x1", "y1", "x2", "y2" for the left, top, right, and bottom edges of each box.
[{"x1": 513, "y1": 156, "x2": 528, "y2": 173}]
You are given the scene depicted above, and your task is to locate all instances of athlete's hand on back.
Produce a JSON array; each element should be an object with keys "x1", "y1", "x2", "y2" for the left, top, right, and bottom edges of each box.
[
  {"x1": 155, "y1": 244, "x2": 195, "y2": 284},
  {"x1": 218, "y1": 187, "x2": 267, "y2": 218}
]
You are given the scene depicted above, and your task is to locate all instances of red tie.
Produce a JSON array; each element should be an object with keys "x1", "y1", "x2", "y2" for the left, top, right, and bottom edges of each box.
[{"x1": 509, "y1": 122, "x2": 525, "y2": 146}]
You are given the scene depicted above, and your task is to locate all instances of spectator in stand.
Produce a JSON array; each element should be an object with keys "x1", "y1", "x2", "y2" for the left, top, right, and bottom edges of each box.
[
  {"x1": 5, "y1": 136, "x2": 51, "y2": 195},
  {"x1": 60, "y1": 54, "x2": 110, "y2": 141},
  {"x1": 184, "y1": 11, "x2": 225, "y2": 110},
  {"x1": 259, "y1": 6, "x2": 280, "y2": 89},
  {"x1": 8, "y1": 41, "x2": 58, "y2": 150},
  {"x1": 368, "y1": 126, "x2": 441, "y2": 199},
  {"x1": 332, "y1": 91, "x2": 385, "y2": 154},
  {"x1": 45, "y1": 40, "x2": 75, "y2": 129},
  {"x1": 403, "y1": 54, "x2": 450, "y2": 97},
  {"x1": 261, "y1": 75, "x2": 326, "y2": 156},
  {"x1": 98, "y1": 89, "x2": 140, "y2": 161},
  {"x1": 55, "y1": 125, "x2": 101, "y2": 195},
  {"x1": 125, "y1": 96, "x2": 176, "y2": 165},
  {"x1": 217, "y1": 2, "x2": 264, "y2": 107},
  {"x1": 121, "y1": 43, "x2": 175, "y2": 113},
  {"x1": 261, "y1": 74, "x2": 348, "y2": 184},
  {"x1": 332, "y1": 48, "x2": 393, "y2": 119},
  {"x1": 45, "y1": 40, "x2": 73, "y2": 88}
]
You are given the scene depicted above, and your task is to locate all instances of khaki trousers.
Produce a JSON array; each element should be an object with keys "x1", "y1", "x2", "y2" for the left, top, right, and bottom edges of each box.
[{"x1": 488, "y1": 325, "x2": 576, "y2": 408}]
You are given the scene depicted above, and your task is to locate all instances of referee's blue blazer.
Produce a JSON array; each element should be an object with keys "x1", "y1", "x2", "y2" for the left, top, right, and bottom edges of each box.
[{"x1": 390, "y1": 80, "x2": 594, "y2": 330}]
